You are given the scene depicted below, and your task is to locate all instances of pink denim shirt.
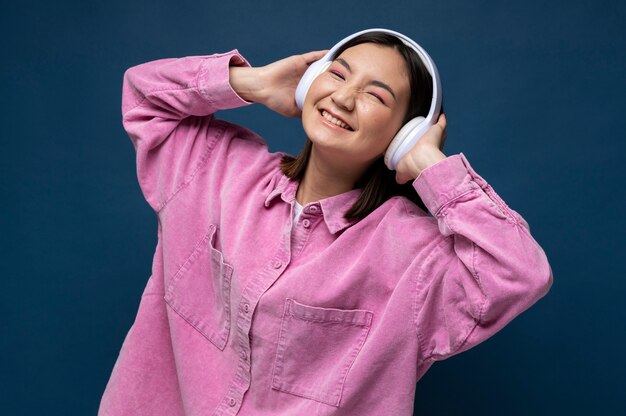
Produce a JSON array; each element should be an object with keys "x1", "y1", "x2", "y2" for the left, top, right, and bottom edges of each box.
[{"x1": 99, "y1": 50, "x2": 553, "y2": 416}]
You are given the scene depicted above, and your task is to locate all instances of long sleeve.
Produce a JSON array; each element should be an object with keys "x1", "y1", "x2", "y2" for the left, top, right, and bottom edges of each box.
[
  {"x1": 412, "y1": 153, "x2": 553, "y2": 361},
  {"x1": 121, "y1": 50, "x2": 252, "y2": 212}
]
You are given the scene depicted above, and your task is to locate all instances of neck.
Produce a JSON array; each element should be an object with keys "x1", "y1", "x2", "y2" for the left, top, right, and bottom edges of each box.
[{"x1": 295, "y1": 145, "x2": 367, "y2": 205}]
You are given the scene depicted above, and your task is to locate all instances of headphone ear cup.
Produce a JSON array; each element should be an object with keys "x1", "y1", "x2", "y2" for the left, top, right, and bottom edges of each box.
[
  {"x1": 384, "y1": 116, "x2": 426, "y2": 170},
  {"x1": 295, "y1": 61, "x2": 332, "y2": 109}
]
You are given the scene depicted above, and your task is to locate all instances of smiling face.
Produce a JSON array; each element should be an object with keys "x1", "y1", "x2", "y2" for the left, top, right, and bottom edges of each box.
[{"x1": 301, "y1": 42, "x2": 411, "y2": 172}]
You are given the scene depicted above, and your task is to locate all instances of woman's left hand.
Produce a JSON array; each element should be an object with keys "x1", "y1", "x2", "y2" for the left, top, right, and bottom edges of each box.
[{"x1": 395, "y1": 113, "x2": 448, "y2": 184}]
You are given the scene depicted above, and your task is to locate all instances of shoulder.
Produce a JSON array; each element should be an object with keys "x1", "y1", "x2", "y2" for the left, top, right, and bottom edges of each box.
[
  {"x1": 203, "y1": 117, "x2": 288, "y2": 186},
  {"x1": 378, "y1": 195, "x2": 435, "y2": 223},
  {"x1": 205, "y1": 117, "x2": 285, "y2": 165},
  {"x1": 350, "y1": 195, "x2": 440, "y2": 240},
  {"x1": 208, "y1": 117, "x2": 268, "y2": 148},
  {"x1": 337, "y1": 194, "x2": 447, "y2": 278}
]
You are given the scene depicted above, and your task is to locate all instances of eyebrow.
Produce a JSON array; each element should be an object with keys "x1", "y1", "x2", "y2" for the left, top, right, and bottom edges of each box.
[{"x1": 335, "y1": 57, "x2": 397, "y2": 101}]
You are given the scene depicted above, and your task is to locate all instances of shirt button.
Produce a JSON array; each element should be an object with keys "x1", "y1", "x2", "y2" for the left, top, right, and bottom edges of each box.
[
  {"x1": 229, "y1": 398, "x2": 236, "y2": 407},
  {"x1": 309, "y1": 205, "x2": 318, "y2": 213},
  {"x1": 273, "y1": 260, "x2": 282, "y2": 269},
  {"x1": 243, "y1": 303, "x2": 250, "y2": 313},
  {"x1": 241, "y1": 350, "x2": 247, "y2": 360},
  {"x1": 302, "y1": 219, "x2": 311, "y2": 228}
]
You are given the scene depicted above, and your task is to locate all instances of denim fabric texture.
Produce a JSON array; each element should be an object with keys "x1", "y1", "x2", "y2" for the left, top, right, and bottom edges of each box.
[{"x1": 99, "y1": 50, "x2": 553, "y2": 416}]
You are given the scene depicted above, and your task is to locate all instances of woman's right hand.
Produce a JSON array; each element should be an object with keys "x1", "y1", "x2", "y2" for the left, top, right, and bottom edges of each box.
[{"x1": 229, "y1": 50, "x2": 327, "y2": 118}]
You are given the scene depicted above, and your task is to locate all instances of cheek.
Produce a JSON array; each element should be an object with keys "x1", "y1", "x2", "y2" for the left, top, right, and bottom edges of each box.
[
  {"x1": 359, "y1": 105, "x2": 400, "y2": 134},
  {"x1": 301, "y1": 106, "x2": 315, "y2": 137},
  {"x1": 306, "y1": 76, "x2": 333, "y2": 102},
  {"x1": 357, "y1": 104, "x2": 382, "y2": 126}
]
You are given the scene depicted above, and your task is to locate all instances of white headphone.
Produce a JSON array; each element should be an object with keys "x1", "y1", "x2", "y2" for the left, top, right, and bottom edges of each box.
[{"x1": 294, "y1": 28, "x2": 443, "y2": 170}]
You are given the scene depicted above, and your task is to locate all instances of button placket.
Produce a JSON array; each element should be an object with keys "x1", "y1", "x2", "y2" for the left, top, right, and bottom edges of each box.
[
  {"x1": 305, "y1": 204, "x2": 320, "y2": 214},
  {"x1": 233, "y1": 294, "x2": 254, "y2": 407},
  {"x1": 223, "y1": 240, "x2": 291, "y2": 415}
]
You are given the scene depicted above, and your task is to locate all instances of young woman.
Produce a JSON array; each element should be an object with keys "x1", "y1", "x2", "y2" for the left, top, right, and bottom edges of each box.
[{"x1": 99, "y1": 30, "x2": 553, "y2": 416}]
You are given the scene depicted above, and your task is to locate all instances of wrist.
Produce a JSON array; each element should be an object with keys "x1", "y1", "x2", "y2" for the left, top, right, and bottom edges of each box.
[
  {"x1": 228, "y1": 66, "x2": 265, "y2": 103},
  {"x1": 413, "y1": 149, "x2": 447, "y2": 178}
]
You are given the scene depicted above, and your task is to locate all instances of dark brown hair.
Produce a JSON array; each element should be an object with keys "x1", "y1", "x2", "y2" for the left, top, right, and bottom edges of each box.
[{"x1": 281, "y1": 32, "x2": 435, "y2": 220}]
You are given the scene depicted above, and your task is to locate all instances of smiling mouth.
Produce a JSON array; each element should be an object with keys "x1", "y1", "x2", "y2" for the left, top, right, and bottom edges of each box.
[{"x1": 320, "y1": 110, "x2": 353, "y2": 131}]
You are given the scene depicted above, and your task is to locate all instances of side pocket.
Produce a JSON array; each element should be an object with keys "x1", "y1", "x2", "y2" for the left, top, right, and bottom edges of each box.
[
  {"x1": 271, "y1": 298, "x2": 373, "y2": 407},
  {"x1": 164, "y1": 224, "x2": 233, "y2": 350}
]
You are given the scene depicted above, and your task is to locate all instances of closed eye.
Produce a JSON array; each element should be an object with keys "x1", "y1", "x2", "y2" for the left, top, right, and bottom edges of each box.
[
  {"x1": 368, "y1": 92, "x2": 385, "y2": 104},
  {"x1": 329, "y1": 70, "x2": 345, "y2": 80}
]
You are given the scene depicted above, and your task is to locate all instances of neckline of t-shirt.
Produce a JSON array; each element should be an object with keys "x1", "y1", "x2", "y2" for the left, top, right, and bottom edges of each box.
[{"x1": 293, "y1": 200, "x2": 304, "y2": 224}]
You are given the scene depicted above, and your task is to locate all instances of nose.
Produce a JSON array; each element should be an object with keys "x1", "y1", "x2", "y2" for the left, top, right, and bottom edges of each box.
[{"x1": 330, "y1": 84, "x2": 356, "y2": 112}]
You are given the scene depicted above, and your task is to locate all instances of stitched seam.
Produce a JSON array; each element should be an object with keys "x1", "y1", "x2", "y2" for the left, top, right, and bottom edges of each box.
[
  {"x1": 164, "y1": 225, "x2": 215, "y2": 299},
  {"x1": 291, "y1": 315, "x2": 371, "y2": 326},
  {"x1": 141, "y1": 292, "x2": 165, "y2": 297},
  {"x1": 291, "y1": 220, "x2": 316, "y2": 258},
  {"x1": 400, "y1": 198, "x2": 412, "y2": 217},
  {"x1": 124, "y1": 53, "x2": 220, "y2": 116},
  {"x1": 335, "y1": 317, "x2": 372, "y2": 406},
  {"x1": 271, "y1": 385, "x2": 339, "y2": 407},
  {"x1": 123, "y1": 85, "x2": 198, "y2": 119},
  {"x1": 435, "y1": 186, "x2": 478, "y2": 216},
  {"x1": 155, "y1": 117, "x2": 221, "y2": 213},
  {"x1": 271, "y1": 299, "x2": 371, "y2": 407},
  {"x1": 271, "y1": 299, "x2": 291, "y2": 389},
  {"x1": 485, "y1": 185, "x2": 530, "y2": 231},
  {"x1": 195, "y1": 56, "x2": 217, "y2": 106},
  {"x1": 414, "y1": 235, "x2": 449, "y2": 360},
  {"x1": 290, "y1": 301, "x2": 372, "y2": 325},
  {"x1": 429, "y1": 212, "x2": 486, "y2": 359},
  {"x1": 164, "y1": 301, "x2": 225, "y2": 348}
]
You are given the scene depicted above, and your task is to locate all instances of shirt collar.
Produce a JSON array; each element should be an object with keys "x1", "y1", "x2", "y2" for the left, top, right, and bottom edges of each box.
[{"x1": 264, "y1": 173, "x2": 361, "y2": 234}]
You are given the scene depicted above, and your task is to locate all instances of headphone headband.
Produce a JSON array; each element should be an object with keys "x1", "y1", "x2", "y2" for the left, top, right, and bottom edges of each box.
[
  {"x1": 324, "y1": 29, "x2": 441, "y2": 123},
  {"x1": 294, "y1": 28, "x2": 443, "y2": 170}
]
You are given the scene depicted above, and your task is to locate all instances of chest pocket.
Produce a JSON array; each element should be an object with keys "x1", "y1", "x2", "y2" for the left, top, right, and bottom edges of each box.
[
  {"x1": 164, "y1": 224, "x2": 233, "y2": 350},
  {"x1": 271, "y1": 298, "x2": 373, "y2": 407}
]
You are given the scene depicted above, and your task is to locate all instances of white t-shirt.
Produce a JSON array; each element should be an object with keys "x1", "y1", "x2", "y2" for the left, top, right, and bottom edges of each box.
[{"x1": 293, "y1": 200, "x2": 304, "y2": 225}]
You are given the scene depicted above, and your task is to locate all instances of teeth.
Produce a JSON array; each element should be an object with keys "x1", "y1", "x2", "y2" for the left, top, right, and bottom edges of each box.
[{"x1": 321, "y1": 110, "x2": 351, "y2": 130}]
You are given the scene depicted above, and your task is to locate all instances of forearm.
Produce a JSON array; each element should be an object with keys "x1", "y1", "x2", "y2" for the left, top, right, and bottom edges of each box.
[
  {"x1": 121, "y1": 50, "x2": 253, "y2": 213},
  {"x1": 413, "y1": 153, "x2": 553, "y2": 359},
  {"x1": 412, "y1": 148, "x2": 447, "y2": 180},
  {"x1": 228, "y1": 66, "x2": 265, "y2": 104},
  {"x1": 122, "y1": 51, "x2": 251, "y2": 122}
]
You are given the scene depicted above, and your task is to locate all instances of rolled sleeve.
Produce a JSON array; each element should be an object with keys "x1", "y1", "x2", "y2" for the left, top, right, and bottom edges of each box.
[
  {"x1": 197, "y1": 50, "x2": 252, "y2": 109},
  {"x1": 412, "y1": 153, "x2": 484, "y2": 217}
]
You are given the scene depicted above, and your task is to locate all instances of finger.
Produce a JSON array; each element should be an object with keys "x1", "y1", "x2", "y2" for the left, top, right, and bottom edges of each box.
[
  {"x1": 290, "y1": 108, "x2": 303, "y2": 119},
  {"x1": 440, "y1": 114, "x2": 447, "y2": 146},
  {"x1": 438, "y1": 112, "x2": 447, "y2": 129},
  {"x1": 439, "y1": 136, "x2": 446, "y2": 150},
  {"x1": 395, "y1": 171, "x2": 409, "y2": 185},
  {"x1": 302, "y1": 50, "x2": 329, "y2": 64}
]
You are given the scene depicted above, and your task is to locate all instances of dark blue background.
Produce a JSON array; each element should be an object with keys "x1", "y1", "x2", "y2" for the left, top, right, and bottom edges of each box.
[{"x1": 2, "y1": 0, "x2": 624, "y2": 414}]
